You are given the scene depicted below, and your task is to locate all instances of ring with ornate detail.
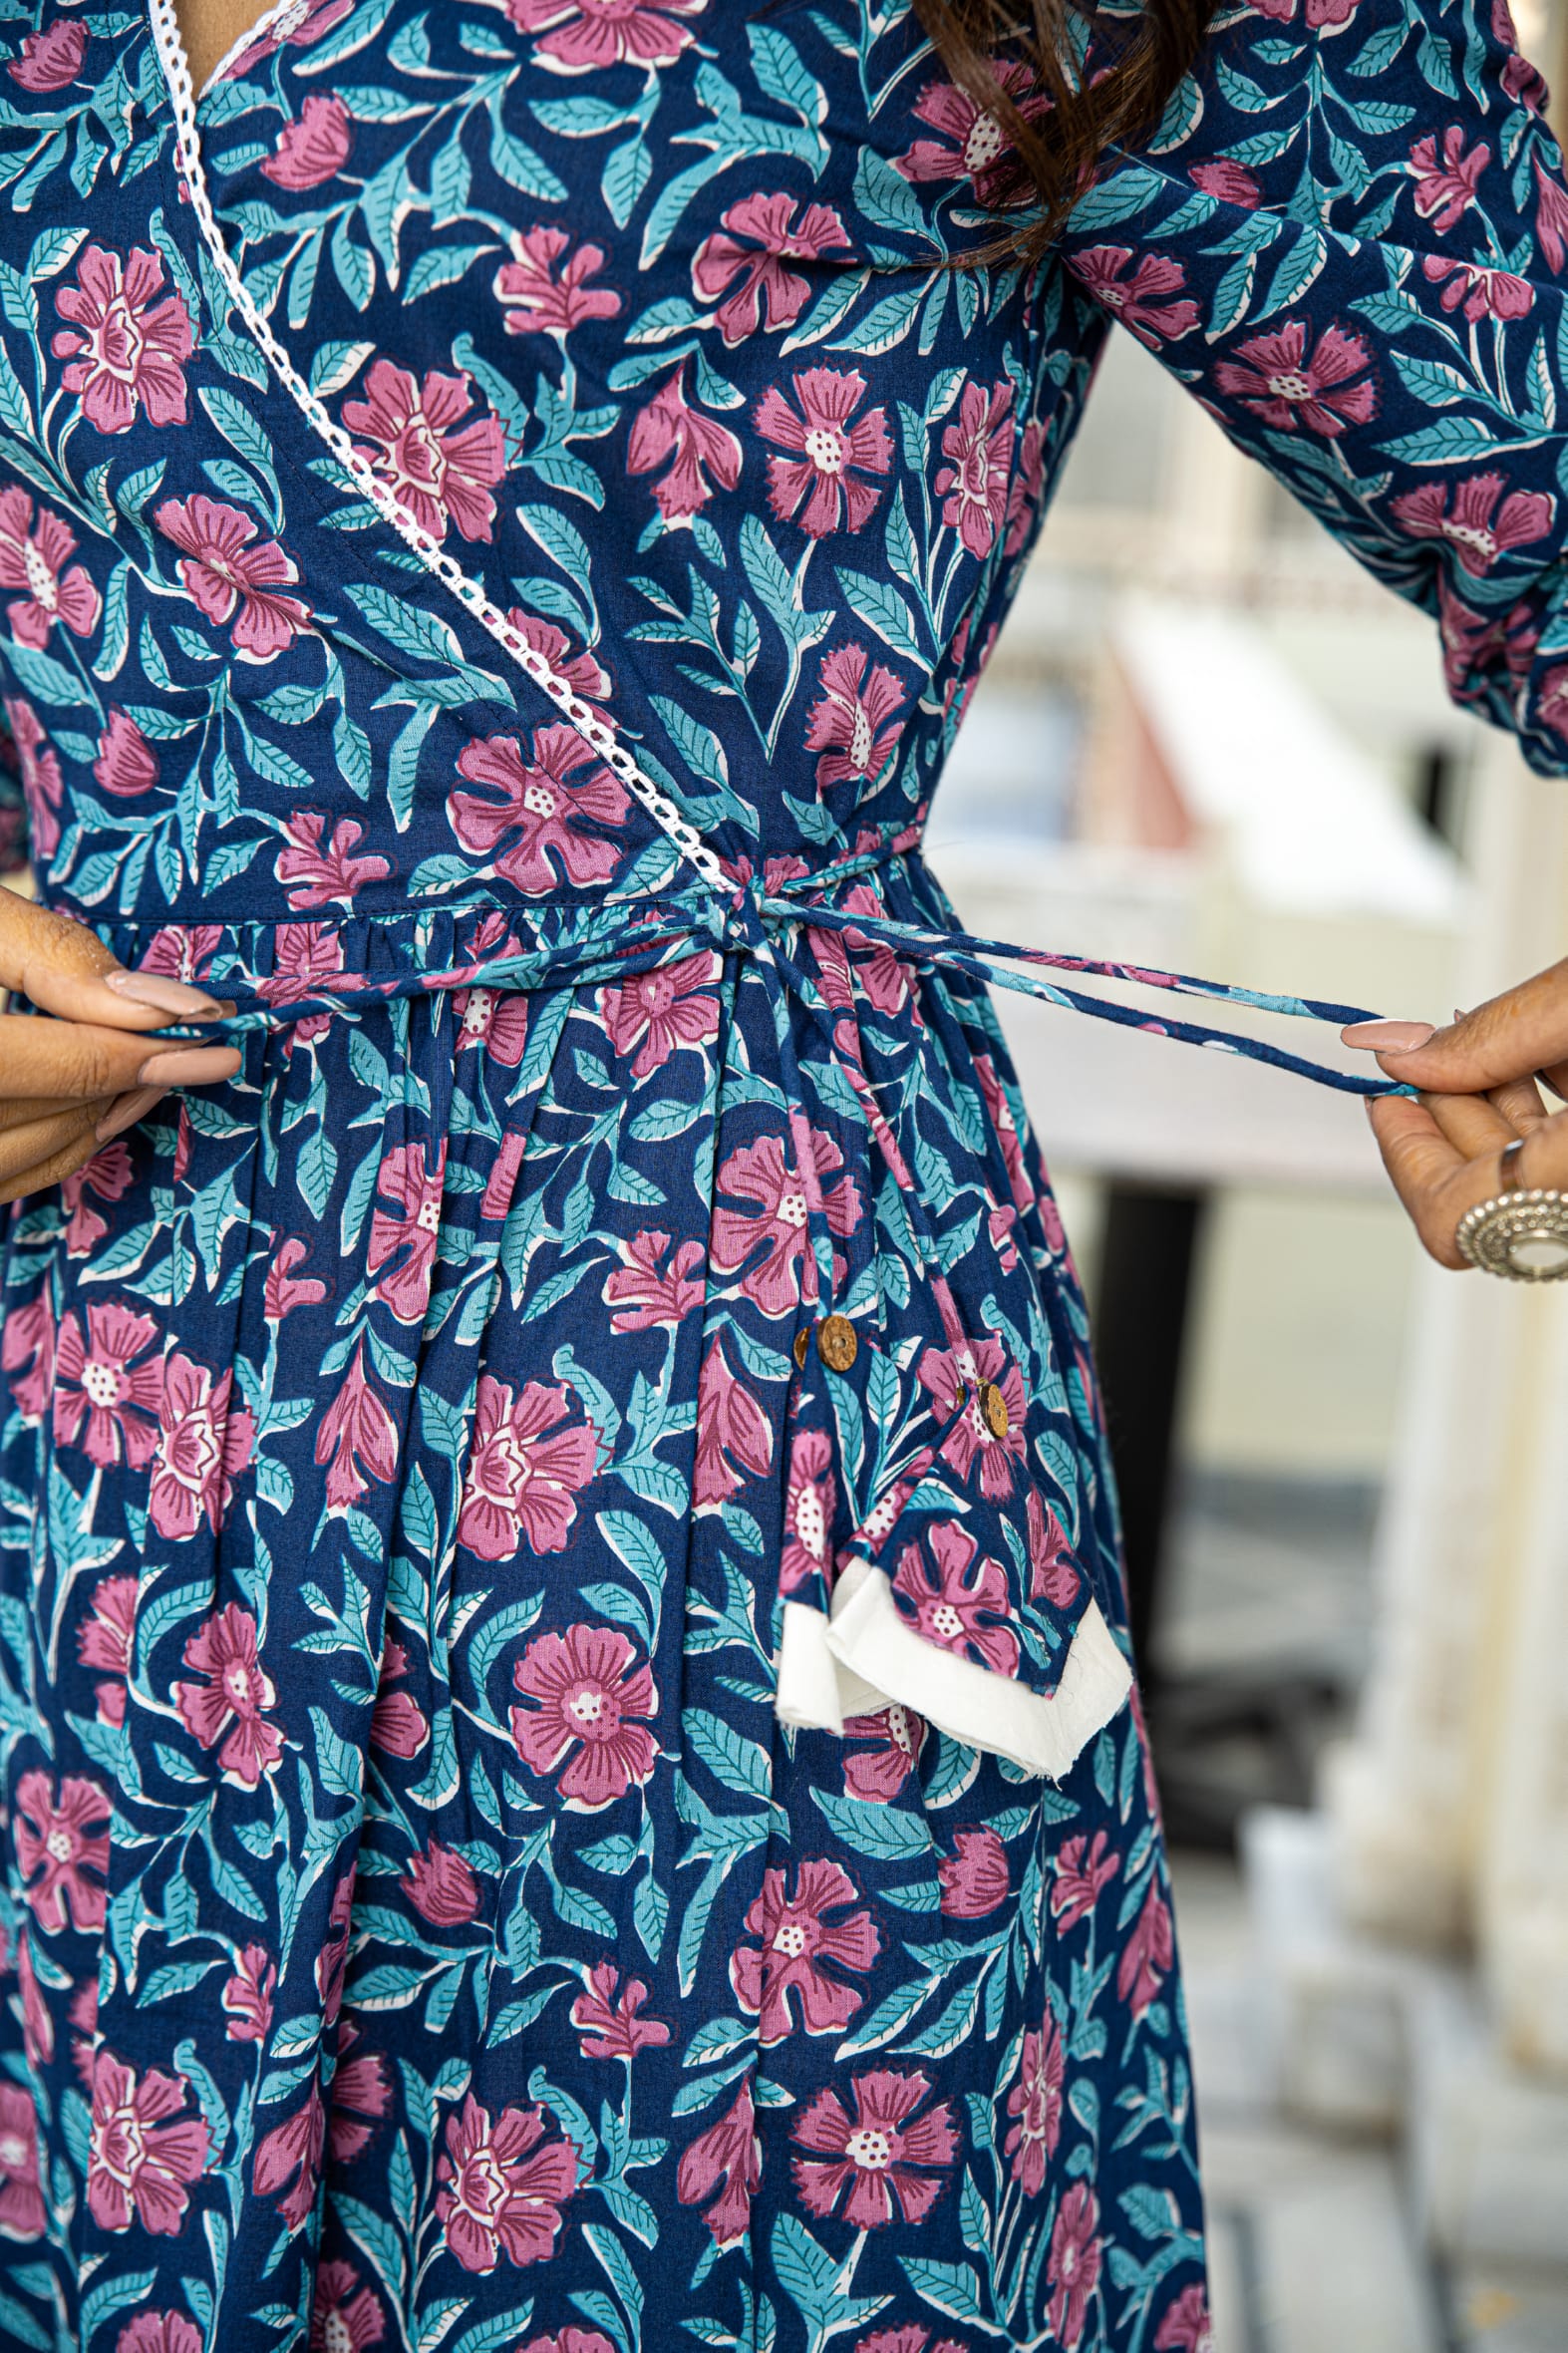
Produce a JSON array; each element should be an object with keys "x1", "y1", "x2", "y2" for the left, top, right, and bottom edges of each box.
[{"x1": 1454, "y1": 1187, "x2": 1568, "y2": 1281}]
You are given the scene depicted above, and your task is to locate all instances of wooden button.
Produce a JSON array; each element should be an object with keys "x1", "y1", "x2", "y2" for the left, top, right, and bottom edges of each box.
[
  {"x1": 815, "y1": 1314, "x2": 858, "y2": 1372},
  {"x1": 977, "y1": 1380, "x2": 1010, "y2": 1439},
  {"x1": 792, "y1": 1329, "x2": 808, "y2": 1371}
]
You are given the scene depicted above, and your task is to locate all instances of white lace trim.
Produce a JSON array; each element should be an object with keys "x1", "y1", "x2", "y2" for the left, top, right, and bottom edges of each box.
[
  {"x1": 145, "y1": 0, "x2": 727, "y2": 897},
  {"x1": 199, "y1": 0, "x2": 298, "y2": 96},
  {"x1": 777, "y1": 1574, "x2": 1134, "y2": 1781}
]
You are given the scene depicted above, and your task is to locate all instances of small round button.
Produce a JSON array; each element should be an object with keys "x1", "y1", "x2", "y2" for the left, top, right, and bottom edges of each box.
[
  {"x1": 792, "y1": 1329, "x2": 809, "y2": 1371},
  {"x1": 815, "y1": 1314, "x2": 858, "y2": 1373},
  {"x1": 977, "y1": 1381, "x2": 1010, "y2": 1440}
]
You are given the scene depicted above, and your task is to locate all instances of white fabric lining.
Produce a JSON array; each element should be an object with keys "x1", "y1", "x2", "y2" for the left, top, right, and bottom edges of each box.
[{"x1": 779, "y1": 1567, "x2": 1133, "y2": 1780}]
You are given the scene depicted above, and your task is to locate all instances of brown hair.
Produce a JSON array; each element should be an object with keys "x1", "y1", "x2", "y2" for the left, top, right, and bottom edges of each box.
[{"x1": 908, "y1": 0, "x2": 1217, "y2": 260}]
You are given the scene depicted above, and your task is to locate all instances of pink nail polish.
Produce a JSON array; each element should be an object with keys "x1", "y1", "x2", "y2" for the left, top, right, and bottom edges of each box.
[
  {"x1": 95, "y1": 1086, "x2": 166, "y2": 1144},
  {"x1": 1341, "y1": 1020, "x2": 1437, "y2": 1052},
  {"x1": 137, "y1": 1047, "x2": 241, "y2": 1087},
  {"x1": 104, "y1": 968, "x2": 224, "y2": 1020}
]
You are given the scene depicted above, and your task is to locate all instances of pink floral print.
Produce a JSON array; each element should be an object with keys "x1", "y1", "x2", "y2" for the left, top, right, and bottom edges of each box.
[
  {"x1": 508, "y1": 1623, "x2": 657, "y2": 1806},
  {"x1": 342, "y1": 362, "x2": 507, "y2": 543},
  {"x1": 51, "y1": 244, "x2": 194, "y2": 434}
]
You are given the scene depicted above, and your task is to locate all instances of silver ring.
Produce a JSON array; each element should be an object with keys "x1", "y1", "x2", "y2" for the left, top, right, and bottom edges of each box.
[
  {"x1": 1498, "y1": 1137, "x2": 1527, "y2": 1192},
  {"x1": 1454, "y1": 1187, "x2": 1568, "y2": 1280}
]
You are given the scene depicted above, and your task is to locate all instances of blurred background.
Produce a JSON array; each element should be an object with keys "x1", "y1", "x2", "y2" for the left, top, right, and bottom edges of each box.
[{"x1": 925, "y1": 7, "x2": 1568, "y2": 2338}]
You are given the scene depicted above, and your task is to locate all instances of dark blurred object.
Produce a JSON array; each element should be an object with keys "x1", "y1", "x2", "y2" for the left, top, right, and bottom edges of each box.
[{"x1": 1093, "y1": 1178, "x2": 1351, "y2": 1849}]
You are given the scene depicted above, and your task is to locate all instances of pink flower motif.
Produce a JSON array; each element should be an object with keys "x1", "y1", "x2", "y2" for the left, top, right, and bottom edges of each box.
[
  {"x1": 808, "y1": 885, "x2": 911, "y2": 1019},
  {"x1": 1420, "y1": 252, "x2": 1532, "y2": 321},
  {"x1": 451, "y1": 725, "x2": 630, "y2": 893},
  {"x1": 1409, "y1": 125, "x2": 1488, "y2": 232},
  {"x1": 805, "y1": 643, "x2": 908, "y2": 796},
  {"x1": 342, "y1": 361, "x2": 506, "y2": 543},
  {"x1": 711, "y1": 1130, "x2": 861, "y2": 1318},
  {"x1": 755, "y1": 366, "x2": 892, "y2": 538},
  {"x1": 156, "y1": 494, "x2": 309, "y2": 661},
  {"x1": 677, "y1": 2080, "x2": 761, "y2": 2250},
  {"x1": 139, "y1": 923, "x2": 222, "y2": 987},
  {"x1": 254, "y1": 2093, "x2": 324, "y2": 2231},
  {"x1": 890, "y1": 1519, "x2": 1019, "y2": 1676},
  {"x1": 93, "y1": 708, "x2": 158, "y2": 800},
  {"x1": 518, "y1": 2337, "x2": 616, "y2": 2353},
  {"x1": 1189, "y1": 158, "x2": 1261, "y2": 206},
  {"x1": 0, "y1": 2086, "x2": 44, "y2": 2240},
  {"x1": 276, "y1": 811, "x2": 391, "y2": 909},
  {"x1": 403, "y1": 1841, "x2": 479, "y2": 1925},
  {"x1": 895, "y1": 63, "x2": 1045, "y2": 206},
  {"x1": 1004, "y1": 2012, "x2": 1064, "y2": 2194},
  {"x1": 318, "y1": 1875, "x2": 353, "y2": 2031},
  {"x1": 918, "y1": 1337, "x2": 1027, "y2": 1499},
  {"x1": 791, "y1": 2067, "x2": 956, "y2": 2229},
  {"x1": 14, "y1": 1771, "x2": 109, "y2": 1934},
  {"x1": 934, "y1": 377, "x2": 1016, "y2": 556},
  {"x1": 8, "y1": 18, "x2": 85, "y2": 89},
  {"x1": 1390, "y1": 469, "x2": 1553, "y2": 576},
  {"x1": 1211, "y1": 318, "x2": 1377, "y2": 437},
  {"x1": 1004, "y1": 415, "x2": 1047, "y2": 560},
  {"x1": 570, "y1": 1961, "x2": 671, "y2": 2059},
  {"x1": 731, "y1": 1857, "x2": 880, "y2": 2044},
  {"x1": 1071, "y1": 248, "x2": 1199, "y2": 350},
  {"x1": 842, "y1": 1701, "x2": 926, "y2": 1801},
  {"x1": 1028, "y1": 1488, "x2": 1081, "y2": 1609},
  {"x1": 309, "y1": 2263, "x2": 386, "y2": 2353},
  {"x1": 852, "y1": 2335, "x2": 966, "y2": 2353},
  {"x1": 693, "y1": 191, "x2": 850, "y2": 346},
  {"x1": 221, "y1": 0, "x2": 352, "y2": 78},
  {"x1": 509, "y1": 1622, "x2": 657, "y2": 1808},
  {"x1": 317, "y1": 1341, "x2": 400, "y2": 1512},
  {"x1": 78, "y1": 1573, "x2": 137, "y2": 1691},
  {"x1": 17, "y1": 1938, "x2": 51, "y2": 2071},
  {"x1": 495, "y1": 225, "x2": 621, "y2": 334},
  {"x1": 436, "y1": 2095, "x2": 580, "y2": 2273},
  {"x1": 694, "y1": 1332, "x2": 775, "y2": 1507},
  {"x1": 504, "y1": 0, "x2": 706, "y2": 72},
  {"x1": 503, "y1": 609, "x2": 611, "y2": 700},
  {"x1": 626, "y1": 361, "x2": 743, "y2": 525},
  {"x1": 455, "y1": 987, "x2": 530, "y2": 1065},
  {"x1": 1533, "y1": 153, "x2": 1568, "y2": 272},
  {"x1": 1052, "y1": 1828, "x2": 1120, "y2": 1930},
  {"x1": 173, "y1": 1603, "x2": 283, "y2": 1788},
  {"x1": 87, "y1": 2050, "x2": 209, "y2": 2235},
  {"x1": 458, "y1": 1376, "x2": 598, "y2": 1559},
  {"x1": 52, "y1": 244, "x2": 194, "y2": 434},
  {"x1": 61, "y1": 1138, "x2": 135, "y2": 1256},
  {"x1": 261, "y1": 93, "x2": 353, "y2": 188},
  {"x1": 53, "y1": 1300, "x2": 163, "y2": 1469},
  {"x1": 221, "y1": 1944, "x2": 276, "y2": 2043},
  {"x1": 0, "y1": 488, "x2": 100, "y2": 649},
  {"x1": 371, "y1": 1637, "x2": 429, "y2": 1760},
  {"x1": 781, "y1": 1426, "x2": 835, "y2": 1593},
  {"x1": 151, "y1": 1351, "x2": 254, "y2": 1540},
  {"x1": 1118, "y1": 1879, "x2": 1174, "y2": 2021},
  {"x1": 3, "y1": 697, "x2": 62, "y2": 859},
  {"x1": 367, "y1": 1140, "x2": 447, "y2": 1326},
  {"x1": 1048, "y1": 2184, "x2": 1103, "y2": 2349},
  {"x1": 255, "y1": 921, "x2": 361, "y2": 1022},
  {"x1": 938, "y1": 1827, "x2": 1010, "y2": 1918},
  {"x1": 604, "y1": 1228, "x2": 704, "y2": 1331},
  {"x1": 1155, "y1": 2284, "x2": 1214, "y2": 2353},
  {"x1": 599, "y1": 950, "x2": 721, "y2": 1079},
  {"x1": 1, "y1": 1290, "x2": 53, "y2": 1423},
  {"x1": 263, "y1": 1235, "x2": 327, "y2": 1324},
  {"x1": 1250, "y1": 0, "x2": 1363, "y2": 25}
]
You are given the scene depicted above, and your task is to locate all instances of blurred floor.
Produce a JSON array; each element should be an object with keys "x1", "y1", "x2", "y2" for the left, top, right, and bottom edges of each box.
[{"x1": 1161, "y1": 1478, "x2": 1568, "y2": 2353}]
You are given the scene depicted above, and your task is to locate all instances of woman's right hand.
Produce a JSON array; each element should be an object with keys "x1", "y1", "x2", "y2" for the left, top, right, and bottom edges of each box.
[{"x1": 0, "y1": 885, "x2": 239, "y2": 1207}]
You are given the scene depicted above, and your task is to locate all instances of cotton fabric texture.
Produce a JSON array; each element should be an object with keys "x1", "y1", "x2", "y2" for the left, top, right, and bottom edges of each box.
[{"x1": 0, "y1": 0, "x2": 1561, "y2": 2346}]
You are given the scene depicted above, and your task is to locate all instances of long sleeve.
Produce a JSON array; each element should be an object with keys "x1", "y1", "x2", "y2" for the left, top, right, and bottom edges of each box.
[{"x1": 1055, "y1": 0, "x2": 1568, "y2": 772}]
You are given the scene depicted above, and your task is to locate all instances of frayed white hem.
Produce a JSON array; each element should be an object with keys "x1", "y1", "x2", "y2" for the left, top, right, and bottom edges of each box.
[{"x1": 775, "y1": 1562, "x2": 1133, "y2": 1780}]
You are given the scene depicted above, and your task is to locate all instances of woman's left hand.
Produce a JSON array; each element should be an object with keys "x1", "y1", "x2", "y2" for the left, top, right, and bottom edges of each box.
[{"x1": 1342, "y1": 967, "x2": 1568, "y2": 1267}]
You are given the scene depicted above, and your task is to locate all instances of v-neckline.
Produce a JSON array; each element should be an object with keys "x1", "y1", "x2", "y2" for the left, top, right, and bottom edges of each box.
[{"x1": 159, "y1": 0, "x2": 309, "y2": 107}]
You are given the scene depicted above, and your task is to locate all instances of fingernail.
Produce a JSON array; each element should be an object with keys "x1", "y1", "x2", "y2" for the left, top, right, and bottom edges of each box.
[
  {"x1": 137, "y1": 1047, "x2": 241, "y2": 1087},
  {"x1": 95, "y1": 1086, "x2": 166, "y2": 1143},
  {"x1": 104, "y1": 968, "x2": 225, "y2": 1020},
  {"x1": 1341, "y1": 1020, "x2": 1437, "y2": 1052}
]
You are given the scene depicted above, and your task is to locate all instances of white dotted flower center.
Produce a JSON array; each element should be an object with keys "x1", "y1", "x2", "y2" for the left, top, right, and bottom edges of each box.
[
  {"x1": 1266, "y1": 370, "x2": 1313, "y2": 403},
  {"x1": 417, "y1": 1197, "x2": 442, "y2": 1235},
  {"x1": 82, "y1": 1360, "x2": 124, "y2": 1409},
  {"x1": 964, "y1": 115, "x2": 1005, "y2": 172},
  {"x1": 793, "y1": 1488, "x2": 825, "y2": 1561},
  {"x1": 776, "y1": 1190, "x2": 807, "y2": 1229},
  {"x1": 22, "y1": 541, "x2": 57, "y2": 606},
  {"x1": 523, "y1": 782, "x2": 557, "y2": 820},
  {"x1": 848, "y1": 708, "x2": 873, "y2": 770},
  {"x1": 45, "y1": 1829, "x2": 74, "y2": 1863},
  {"x1": 0, "y1": 2133, "x2": 26, "y2": 2172},
  {"x1": 804, "y1": 425, "x2": 844, "y2": 475},
  {"x1": 223, "y1": 1665, "x2": 253, "y2": 1710},
  {"x1": 462, "y1": 992, "x2": 492, "y2": 1036},
  {"x1": 1443, "y1": 520, "x2": 1496, "y2": 559},
  {"x1": 886, "y1": 1704, "x2": 913, "y2": 1753},
  {"x1": 773, "y1": 1920, "x2": 807, "y2": 1957},
  {"x1": 569, "y1": 1686, "x2": 606, "y2": 1726},
  {"x1": 844, "y1": 2127, "x2": 892, "y2": 2170},
  {"x1": 321, "y1": 2315, "x2": 356, "y2": 2353},
  {"x1": 931, "y1": 1602, "x2": 964, "y2": 1640}
]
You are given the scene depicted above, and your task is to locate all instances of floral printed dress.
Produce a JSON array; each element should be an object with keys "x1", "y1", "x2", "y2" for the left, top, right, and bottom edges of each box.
[{"x1": 0, "y1": 0, "x2": 1563, "y2": 2346}]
